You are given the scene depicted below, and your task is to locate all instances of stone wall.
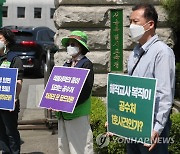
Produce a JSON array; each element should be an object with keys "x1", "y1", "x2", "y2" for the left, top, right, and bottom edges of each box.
[{"x1": 53, "y1": 0, "x2": 174, "y2": 96}]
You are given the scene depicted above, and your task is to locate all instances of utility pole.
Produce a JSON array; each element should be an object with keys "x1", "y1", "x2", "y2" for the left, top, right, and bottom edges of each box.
[{"x1": 0, "y1": 0, "x2": 6, "y2": 27}]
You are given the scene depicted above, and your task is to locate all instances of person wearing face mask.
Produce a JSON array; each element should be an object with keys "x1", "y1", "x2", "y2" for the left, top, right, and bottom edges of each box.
[
  {"x1": 56, "y1": 30, "x2": 94, "y2": 154},
  {"x1": 0, "y1": 28, "x2": 23, "y2": 154},
  {"x1": 127, "y1": 4, "x2": 175, "y2": 154}
]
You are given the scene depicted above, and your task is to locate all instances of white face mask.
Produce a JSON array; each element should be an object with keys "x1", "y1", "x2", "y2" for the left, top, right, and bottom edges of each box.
[
  {"x1": 67, "y1": 46, "x2": 79, "y2": 57},
  {"x1": 0, "y1": 40, "x2": 5, "y2": 50},
  {"x1": 129, "y1": 22, "x2": 150, "y2": 42},
  {"x1": 0, "y1": 40, "x2": 6, "y2": 54}
]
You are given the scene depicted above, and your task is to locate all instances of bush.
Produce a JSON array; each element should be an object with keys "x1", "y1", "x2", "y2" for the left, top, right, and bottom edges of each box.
[
  {"x1": 90, "y1": 97, "x2": 126, "y2": 154},
  {"x1": 161, "y1": 0, "x2": 180, "y2": 98},
  {"x1": 161, "y1": 0, "x2": 180, "y2": 32},
  {"x1": 169, "y1": 113, "x2": 180, "y2": 154}
]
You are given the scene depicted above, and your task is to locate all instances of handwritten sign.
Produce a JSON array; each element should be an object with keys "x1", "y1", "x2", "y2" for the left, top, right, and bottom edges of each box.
[
  {"x1": 0, "y1": 68, "x2": 18, "y2": 111},
  {"x1": 107, "y1": 73, "x2": 157, "y2": 144},
  {"x1": 39, "y1": 66, "x2": 89, "y2": 113}
]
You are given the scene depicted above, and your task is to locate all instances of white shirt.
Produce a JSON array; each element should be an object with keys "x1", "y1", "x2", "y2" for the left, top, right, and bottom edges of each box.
[{"x1": 128, "y1": 34, "x2": 175, "y2": 135}]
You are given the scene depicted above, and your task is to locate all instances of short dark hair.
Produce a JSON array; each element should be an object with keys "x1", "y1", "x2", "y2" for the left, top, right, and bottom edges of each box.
[
  {"x1": 132, "y1": 4, "x2": 158, "y2": 29},
  {"x1": 0, "y1": 27, "x2": 15, "y2": 48}
]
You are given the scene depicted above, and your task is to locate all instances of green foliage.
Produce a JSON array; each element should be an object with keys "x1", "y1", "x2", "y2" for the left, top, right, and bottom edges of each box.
[
  {"x1": 90, "y1": 97, "x2": 126, "y2": 154},
  {"x1": 90, "y1": 97, "x2": 107, "y2": 153},
  {"x1": 169, "y1": 113, "x2": 180, "y2": 154},
  {"x1": 161, "y1": 0, "x2": 180, "y2": 32}
]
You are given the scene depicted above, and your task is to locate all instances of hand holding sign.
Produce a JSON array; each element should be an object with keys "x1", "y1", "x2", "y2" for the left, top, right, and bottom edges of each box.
[{"x1": 144, "y1": 130, "x2": 159, "y2": 151}]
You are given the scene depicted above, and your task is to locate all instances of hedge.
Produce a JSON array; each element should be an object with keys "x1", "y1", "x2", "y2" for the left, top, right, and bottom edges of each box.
[
  {"x1": 169, "y1": 113, "x2": 180, "y2": 154},
  {"x1": 90, "y1": 97, "x2": 126, "y2": 154},
  {"x1": 161, "y1": 0, "x2": 180, "y2": 32}
]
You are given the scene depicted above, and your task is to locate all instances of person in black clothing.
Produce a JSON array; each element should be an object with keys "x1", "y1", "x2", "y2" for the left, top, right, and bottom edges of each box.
[{"x1": 0, "y1": 28, "x2": 23, "y2": 154}]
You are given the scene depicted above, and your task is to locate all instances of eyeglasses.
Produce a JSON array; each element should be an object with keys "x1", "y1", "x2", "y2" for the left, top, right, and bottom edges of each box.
[{"x1": 66, "y1": 43, "x2": 76, "y2": 47}]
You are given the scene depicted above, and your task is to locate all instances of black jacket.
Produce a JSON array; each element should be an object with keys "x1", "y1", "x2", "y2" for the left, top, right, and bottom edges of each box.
[{"x1": 63, "y1": 56, "x2": 94, "y2": 106}]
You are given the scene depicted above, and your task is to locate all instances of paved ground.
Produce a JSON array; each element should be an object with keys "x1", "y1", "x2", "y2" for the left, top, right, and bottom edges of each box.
[
  {"x1": 18, "y1": 80, "x2": 58, "y2": 154},
  {"x1": 18, "y1": 108, "x2": 58, "y2": 154},
  {"x1": 20, "y1": 129, "x2": 58, "y2": 154}
]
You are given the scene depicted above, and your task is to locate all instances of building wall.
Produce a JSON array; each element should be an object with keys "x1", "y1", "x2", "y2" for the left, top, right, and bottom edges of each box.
[
  {"x1": 2, "y1": 0, "x2": 56, "y2": 31},
  {"x1": 53, "y1": 0, "x2": 174, "y2": 96},
  {"x1": 0, "y1": 0, "x2": 6, "y2": 27}
]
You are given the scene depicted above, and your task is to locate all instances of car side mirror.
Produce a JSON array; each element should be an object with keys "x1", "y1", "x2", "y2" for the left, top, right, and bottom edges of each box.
[
  {"x1": 45, "y1": 45, "x2": 59, "y2": 53},
  {"x1": 51, "y1": 45, "x2": 59, "y2": 53}
]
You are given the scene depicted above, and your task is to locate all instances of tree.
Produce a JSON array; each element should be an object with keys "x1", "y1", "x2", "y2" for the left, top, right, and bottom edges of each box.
[{"x1": 161, "y1": 0, "x2": 180, "y2": 32}]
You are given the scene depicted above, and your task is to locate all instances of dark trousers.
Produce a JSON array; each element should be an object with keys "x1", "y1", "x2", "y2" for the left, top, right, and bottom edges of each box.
[
  {"x1": 126, "y1": 118, "x2": 172, "y2": 154},
  {"x1": 0, "y1": 100, "x2": 20, "y2": 154}
]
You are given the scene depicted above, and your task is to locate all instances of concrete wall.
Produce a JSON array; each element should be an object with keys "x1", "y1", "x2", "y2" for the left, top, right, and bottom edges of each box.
[{"x1": 53, "y1": 0, "x2": 174, "y2": 96}]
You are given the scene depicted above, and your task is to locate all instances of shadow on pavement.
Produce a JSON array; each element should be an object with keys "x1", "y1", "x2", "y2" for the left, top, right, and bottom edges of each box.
[{"x1": 23, "y1": 70, "x2": 44, "y2": 79}]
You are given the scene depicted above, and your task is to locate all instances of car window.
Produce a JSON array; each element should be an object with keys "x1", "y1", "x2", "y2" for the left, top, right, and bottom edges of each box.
[
  {"x1": 48, "y1": 30, "x2": 55, "y2": 41},
  {"x1": 37, "y1": 30, "x2": 54, "y2": 42},
  {"x1": 13, "y1": 32, "x2": 33, "y2": 41}
]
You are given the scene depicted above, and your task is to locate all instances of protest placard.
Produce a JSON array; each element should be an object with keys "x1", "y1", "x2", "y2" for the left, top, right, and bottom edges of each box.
[
  {"x1": 107, "y1": 73, "x2": 157, "y2": 144},
  {"x1": 0, "y1": 67, "x2": 18, "y2": 111},
  {"x1": 39, "y1": 66, "x2": 89, "y2": 113}
]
